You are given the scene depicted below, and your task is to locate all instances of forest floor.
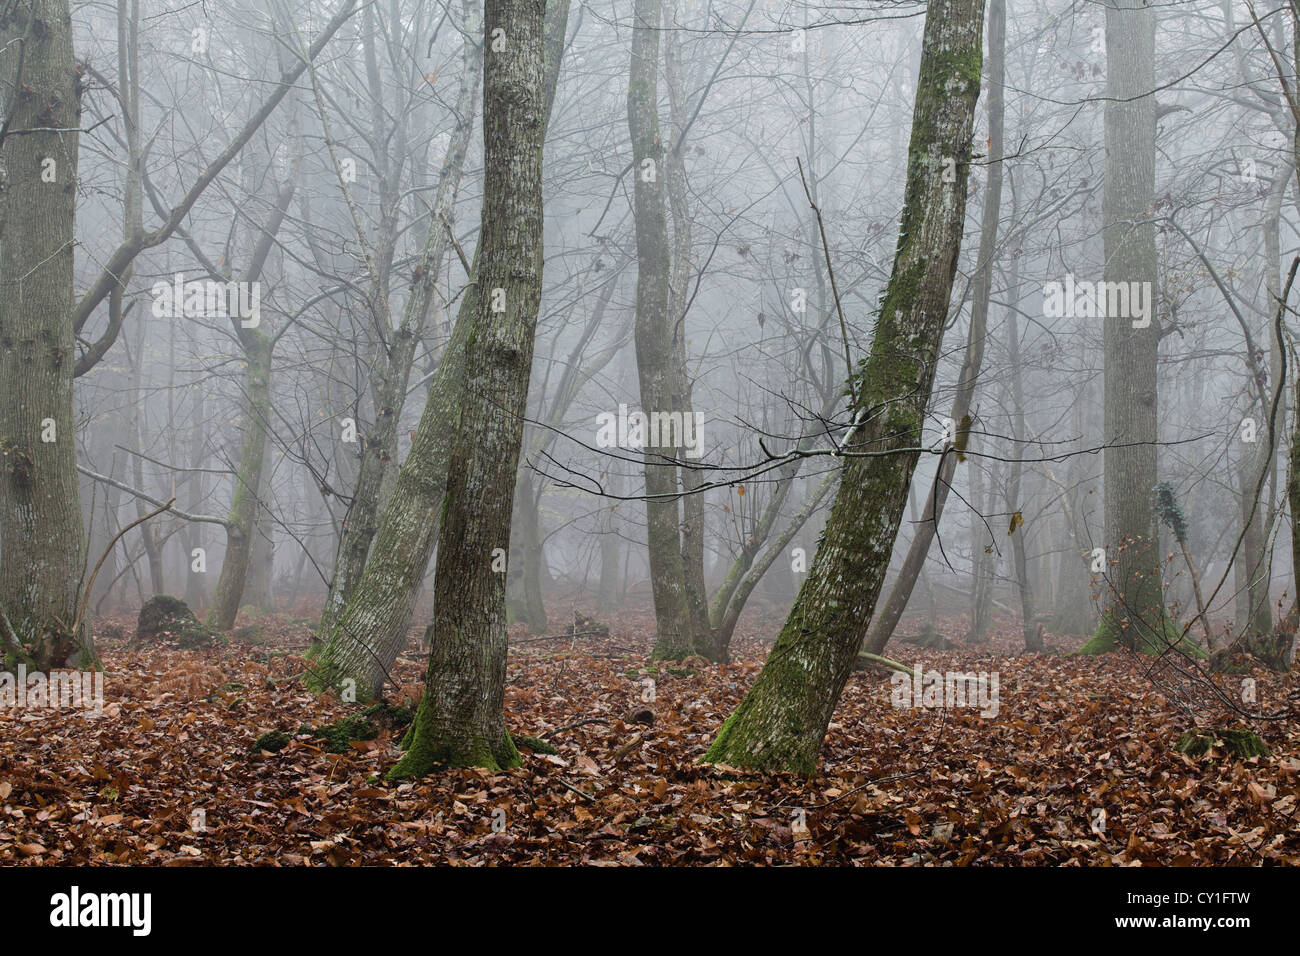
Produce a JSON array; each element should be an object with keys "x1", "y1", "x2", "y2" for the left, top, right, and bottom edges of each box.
[{"x1": 1, "y1": 607, "x2": 1298, "y2": 865}]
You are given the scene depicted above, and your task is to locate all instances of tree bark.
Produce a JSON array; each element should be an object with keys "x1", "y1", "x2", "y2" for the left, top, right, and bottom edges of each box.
[
  {"x1": 308, "y1": 0, "x2": 571, "y2": 700},
  {"x1": 863, "y1": 0, "x2": 1004, "y2": 656},
  {"x1": 0, "y1": 0, "x2": 95, "y2": 669},
  {"x1": 703, "y1": 0, "x2": 985, "y2": 773},
  {"x1": 1089, "y1": 0, "x2": 1165, "y2": 652},
  {"x1": 388, "y1": 0, "x2": 546, "y2": 778}
]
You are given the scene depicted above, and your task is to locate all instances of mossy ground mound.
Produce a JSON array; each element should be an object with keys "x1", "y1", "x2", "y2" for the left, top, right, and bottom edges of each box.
[
  {"x1": 135, "y1": 595, "x2": 222, "y2": 649},
  {"x1": 298, "y1": 702, "x2": 413, "y2": 753},
  {"x1": 249, "y1": 703, "x2": 415, "y2": 756},
  {"x1": 1175, "y1": 728, "x2": 1268, "y2": 760},
  {"x1": 250, "y1": 730, "x2": 290, "y2": 754}
]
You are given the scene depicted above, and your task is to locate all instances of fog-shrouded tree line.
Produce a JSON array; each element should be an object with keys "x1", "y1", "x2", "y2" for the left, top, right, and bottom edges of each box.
[{"x1": 2, "y1": 0, "x2": 1298, "y2": 775}]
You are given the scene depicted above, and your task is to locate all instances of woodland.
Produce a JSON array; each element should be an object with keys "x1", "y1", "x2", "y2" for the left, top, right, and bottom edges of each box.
[{"x1": 0, "y1": 0, "x2": 1299, "y2": 870}]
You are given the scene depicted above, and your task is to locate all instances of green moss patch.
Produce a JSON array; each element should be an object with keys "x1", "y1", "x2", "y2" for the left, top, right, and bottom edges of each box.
[{"x1": 1175, "y1": 728, "x2": 1268, "y2": 760}]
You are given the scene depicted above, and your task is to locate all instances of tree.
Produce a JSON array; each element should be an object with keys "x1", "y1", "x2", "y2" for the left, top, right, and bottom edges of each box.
[
  {"x1": 317, "y1": 0, "x2": 484, "y2": 641},
  {"x1": 1079, "y1": 0, "x2": 1166, "y2": 653},
  {"x1": 0, "y1": 0, "x2": 90, "y2": 669},
  {"x1": 0, "y1": 0, "x2": 359, "y2": 666},
  {"x1": 703, "y1": 0, "x2": 986, "y2": 774},
  {"x1": 307, "y1": 0, "x2": 570, "y2": 701},
  {"x1": 863, "y1": 0, "x2": 1005, "y2": 656},
  {"x1": 389, "y1": 0, "x2": 547, "y2": 778},
  {"x1": 626, "y1": 0, "x2": 698, "y2": 660}
]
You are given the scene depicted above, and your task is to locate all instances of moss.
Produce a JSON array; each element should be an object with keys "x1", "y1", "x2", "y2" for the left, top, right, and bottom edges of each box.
[
  {"x1": 1175, "y1": 728, "x2": 1268, "y2": 760},
  {"x1": 136, "y1": 595, "x2": 221, "y2": 649},
  {"x1": 250, "y1": 730, "x2": 290, "y2": 754},
  {"x1": 387, "y1": 726, "x2": 521, "y2": 780},
  {"x1": 513, "y1": 734, "x2": 559, "y2": 755},
  {"x1": 1074, "y1": 607, "x2": 1206, "y2": 658},
  {"x1": 299, "y1": 702, "x2": 413, "y2": 754},
  {"x1": 302, "y1": 647, "x2": 379, "y2": 703},
  {"x1": 701, "y1": 644, "x2": 822, "y2": 775}
]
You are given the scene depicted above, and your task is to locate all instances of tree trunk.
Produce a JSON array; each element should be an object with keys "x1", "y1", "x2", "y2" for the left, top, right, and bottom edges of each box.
[
  {"x1": 389, "y1": 0, "x2": 546, "y2": 778},
  {"x1": 0, "y1": 0, "x2": 95, "y2": 670},
  {"x1": 863, "y1": 0, "x2": 1004, "y2": 656},
  {"x1": 967, "y1": 452, "x2": 997, "y2": 643},
  {"x1": 703, "y1": 0, "x2": 985, "y2": 773},
  {"x1": 309, "y1": 0, "x2": 570, "y2": 699},
  {"x1": 1088, "y1": 0, "x2": 1165, "y2": 652},
  {"x1": 662, "y1": 0, "x2": 711, "y2": 655},
  {"x1": 596, "y1": 469, "x2": 623, "y2": 611},
  {"x1": 207, "y1": 333, "x2": 272, "y2": 630},
  {"x1": 184, "y1": 389, "x2": 208, "y2": 611},
  {"x1": 518, "y1": 472, "x2": 548, "y2": 633},
  {"x1": 627, "y1": 0, "x2": 697, "y2": 660}
]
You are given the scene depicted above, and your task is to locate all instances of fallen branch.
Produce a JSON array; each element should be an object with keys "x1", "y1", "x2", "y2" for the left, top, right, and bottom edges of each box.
[{"x1": 855, "y1": 651, "x2": 913, "y2": 675}]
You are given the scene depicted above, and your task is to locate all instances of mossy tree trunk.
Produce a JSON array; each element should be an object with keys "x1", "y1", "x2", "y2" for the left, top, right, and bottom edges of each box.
[
  {"x1": 318, "y1": 0, "x2": 482, "y2": 643},
  {"x1": 388, "y1": 0, "x2": 546, "y2": 779},
  {"x1": 0, "y1": 0, "x2": 94, "y2": 670},
  {"x1": 1095, "y1": 0, "x2": 1164, "y2": 651},
  {"x1": 864, "y1": 0, "x2": 1003, "y2": 656},
  {"x1": 309, "y1": 0, "x2": 570, "y2": 700},
  {"x1": 703, "y1": 0, "x2": 985, "y2": 773}
]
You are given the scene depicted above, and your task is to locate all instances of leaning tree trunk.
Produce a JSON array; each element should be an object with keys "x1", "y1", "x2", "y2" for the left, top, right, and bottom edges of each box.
[
  {"x1": 863, "y1": 0, "x2": 1003, "y2": 656},
  {"x1": 388, "y1": 0, "x2": 546, "y2": 778},
  {"x1": 1085, "y1": 0, "x2": 1165, "y2": 653},
  {"x1": 703, "y1": 0, "x2": 985, "y2": 773},
  {"x1": 319, "y1": 0, "x2": 482, "y2": 640},
  {"x1": 0, "y1": 0, "x2": 95, "y2": 670},
  {"x1": 308, "y1": 0, "x2": 571, "y2": 700}
]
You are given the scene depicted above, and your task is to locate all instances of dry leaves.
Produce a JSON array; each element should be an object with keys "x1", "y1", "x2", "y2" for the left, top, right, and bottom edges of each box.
[{"x1": 0, "y1": 608, "x2": 1297, "y2": 865}]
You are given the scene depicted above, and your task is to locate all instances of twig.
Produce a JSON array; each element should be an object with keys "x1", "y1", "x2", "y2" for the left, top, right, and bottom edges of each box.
[
  {"x1": 797, "y1": 155, "x2": 856, "y2": 408},
  {"x1": 557, "y1": 778, "x2": 596, "y2": 802}
]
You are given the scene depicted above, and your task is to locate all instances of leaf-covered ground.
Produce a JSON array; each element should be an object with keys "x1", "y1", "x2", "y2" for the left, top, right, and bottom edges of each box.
[{"x1": 2, "y1": 608, "x2": 1297, "y2": 865}]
